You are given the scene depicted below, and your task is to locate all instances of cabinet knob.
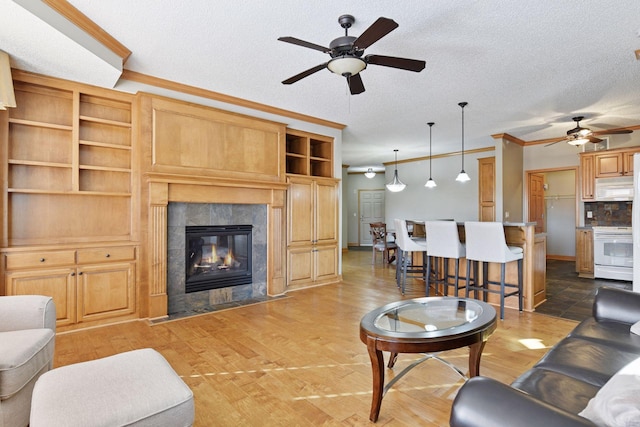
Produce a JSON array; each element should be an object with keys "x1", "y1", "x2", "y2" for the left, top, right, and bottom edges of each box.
[
  {"x1": 40, "y1": 258, "x2": 45, "y2": 262},
  {"x1": 71, "y1": 272, "x2": 75, "y2": 276},
  {"x1": 105, "y1": 253, "x2": 110, "y2": 258},
  {"x1": 78, "y1": 271, "x2": 83, "y2": 276}
]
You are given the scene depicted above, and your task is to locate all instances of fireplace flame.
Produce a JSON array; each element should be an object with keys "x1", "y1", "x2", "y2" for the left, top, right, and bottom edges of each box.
[
  {"x1": 211, "y1": 244, "x2": 217, "y2": 263},
  {"x1": 224, "y1": 250, "x2": 234, "y2": 266}
]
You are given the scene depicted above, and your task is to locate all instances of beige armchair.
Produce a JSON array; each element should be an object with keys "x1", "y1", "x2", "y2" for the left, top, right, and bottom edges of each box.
[{"x1": 0, "y1": 295, "x2": 56, "y2": 427}]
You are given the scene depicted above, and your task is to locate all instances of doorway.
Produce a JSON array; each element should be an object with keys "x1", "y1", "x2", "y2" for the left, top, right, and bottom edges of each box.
[
  {"x1": 358, "y1": 189, "x2": 385, "y2": 245},
  {"x1": 526, "y1": 167, "x2": 578, "y2": 260}
]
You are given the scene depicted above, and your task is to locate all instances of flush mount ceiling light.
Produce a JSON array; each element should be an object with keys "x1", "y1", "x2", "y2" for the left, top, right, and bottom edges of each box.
[
  {"x1": 386, "y1": 149, "x2": 406, "y2": 192},
  {"x1": 0, "y1": 50, "x2": 17, "y2": 110},
  {"x1": 364, "y1": 168, "x2": 376, "y2": 179},
  {"x1": 424, "y1": 122, "x2": 437, "y2": 188},
  {"x1": 456, "y1": 102, "x2": 471, "y2": 183}
]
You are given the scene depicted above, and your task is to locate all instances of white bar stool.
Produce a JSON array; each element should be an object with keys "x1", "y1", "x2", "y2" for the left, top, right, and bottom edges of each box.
[
  {"x1": 394, "y1": 219, "x2": 427, "y2": 295},
  {"x1": 463, "y1": 221, "x2": 523, "y2": 320},
  {"x1": 425, "y1": 220, "x2": 466, "y2": 297}
]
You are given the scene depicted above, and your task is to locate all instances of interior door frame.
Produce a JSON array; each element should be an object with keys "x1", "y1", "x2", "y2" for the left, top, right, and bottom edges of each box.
[{"x1": 525, "y1": 166, "x2": 579, "y2": 260}]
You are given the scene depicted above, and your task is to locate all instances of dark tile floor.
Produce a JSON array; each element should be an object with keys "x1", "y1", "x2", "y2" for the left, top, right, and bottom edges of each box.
[{"x1": 535, "y1": 259, "x2": 632, "y2": 321}]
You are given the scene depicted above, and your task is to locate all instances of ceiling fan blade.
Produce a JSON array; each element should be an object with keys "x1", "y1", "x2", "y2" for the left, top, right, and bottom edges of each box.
[
  {"x1": 593, "y1": 128, "x2": 634, "y2": 135},
  {"x1": 365, "y1": 54, "x2": 426, "y2": 72},
  {"x1": 348, "y1": 73, "x2": 365, "y2": 95},
  {"x1": 352, "y1": 17, "x2": 398, "y2": 50},
  {"x1": 282, "y1": 63, "x2": 328, "y2": 85},
  {"x1": 278, "y1": 37, "x2": 330, "y2": 53},
  {"x1": 588, "y1": 136, "x2": 603, "y2": 143}
]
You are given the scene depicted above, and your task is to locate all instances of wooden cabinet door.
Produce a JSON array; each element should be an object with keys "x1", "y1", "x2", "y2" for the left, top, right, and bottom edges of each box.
[
  {"x1": 314, "y1": 244, "x2": 338, "y2": 282},
  {"x1": 478, "y1": 157, "x2": 495, "y2": 221},
  {"x1": 287, "y1": 247, "x2": 313, "y2": 287},
  {"x1": 287, "y1": 178, "x2": 314, "y2": 246},
  {"x1": 623, "y1": 151, "x2": 636, "y2": 176},
  {"x1": 6, "y1": 268, "x2": 76, "y2": 326},
  {"x1": 315, "y1": 180, "x2": 338, "y2": 244},
  {"x1": 575, "y1": 229, "x2": 594, "y2": 276},
  {"x1": 580, "y1": 154, "x2": 595, "y2": 200},
  {"x1": 77, "y1": 262, "x2": 135, "y2": 322},
  {"x1": 595, "y1": 153, "x2": 623, "y2": 177}
]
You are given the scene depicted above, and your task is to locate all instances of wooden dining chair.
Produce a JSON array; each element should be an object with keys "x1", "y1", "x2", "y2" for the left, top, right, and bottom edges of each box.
[{"x1": 369, "y1": 222, "x2": 397, "y2": 265}]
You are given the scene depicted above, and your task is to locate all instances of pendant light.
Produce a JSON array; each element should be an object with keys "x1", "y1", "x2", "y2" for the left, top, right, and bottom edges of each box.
[
  {"x1": 424, "y1": 122, "x2": 437, "y2": 188},
  {"x1": 456, "y1": 102, "x2": 471, "y2": 183},
  {"x1": 364, "y1": 168, "x2": 376, "y2": 178},
  {"x1": 386, "y1": 149, "x2": 406, "y2": 192}
]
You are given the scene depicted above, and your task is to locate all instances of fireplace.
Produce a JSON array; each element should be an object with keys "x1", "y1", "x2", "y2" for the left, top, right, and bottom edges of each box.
[{"x1": 185, "y1": 225, "x2": 252, "y2": 293}]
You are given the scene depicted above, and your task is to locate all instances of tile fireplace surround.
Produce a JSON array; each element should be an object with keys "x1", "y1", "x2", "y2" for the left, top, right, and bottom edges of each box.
[{"x1": 167, "y1": 203, "x2": 267, "y2": 316}]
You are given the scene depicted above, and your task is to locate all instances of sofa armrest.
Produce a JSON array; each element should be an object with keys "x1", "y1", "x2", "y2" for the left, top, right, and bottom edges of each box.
[
  {"x1": 0, "y1": 295, "x2": 56, "y2": 332},
  {"x1": 593, "y1": 287, "x2": 640, "y2": 324},
  {"x1": 449, "y1": 377, "x2": 596, "y2": 427}
]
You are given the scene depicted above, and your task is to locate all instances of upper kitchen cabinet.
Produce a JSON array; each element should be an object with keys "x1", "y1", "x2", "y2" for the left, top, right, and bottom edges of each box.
[
  {"x1": 580, "y1": 147, "x2": 640, "y2": 201},
  {"x1": 285, "y1": 129, "x2": 334, "y2": 178}
]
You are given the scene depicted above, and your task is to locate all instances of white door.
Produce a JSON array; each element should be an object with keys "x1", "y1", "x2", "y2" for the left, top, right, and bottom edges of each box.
[{"x1": 359, "y1": 190, "x2": 385, "y2": 245}]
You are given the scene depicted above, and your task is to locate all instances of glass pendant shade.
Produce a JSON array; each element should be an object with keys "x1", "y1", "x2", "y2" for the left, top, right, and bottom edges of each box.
[
  {"x1": 424, "y1": 122, "x2": 437, "y2": 188},
  {"x1": 364, "y1": 168, "x2": 376, "y2": 178},
  {"x1": 386, "y1": 149, "x2": 406, "y2": 192},
  {"x1": 457, "y1": 102, "x2": 470, "y2": 183},
  {"x1": 456, "y1": 171, "x2": 471, "y2": 182}
]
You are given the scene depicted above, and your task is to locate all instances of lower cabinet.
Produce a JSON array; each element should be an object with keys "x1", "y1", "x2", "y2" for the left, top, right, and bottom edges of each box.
[
  {"x1": 4, "y1": 245, "x2": 136, "y2": 328},
  {"x1": 287, "y1": 244, "x2": 338, "y2": 290},
  {"x1": 576, "y1": 229, "x2": 594, "y2": 278}
]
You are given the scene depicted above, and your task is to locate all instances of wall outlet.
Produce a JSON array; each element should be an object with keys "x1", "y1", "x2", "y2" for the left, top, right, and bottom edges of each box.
[
  {"x1": 505, "y1": 211, "x2": 510, "y2": 218},
  {"x1": 587, "y1": 211, "x2": 593, "y2": 218}
]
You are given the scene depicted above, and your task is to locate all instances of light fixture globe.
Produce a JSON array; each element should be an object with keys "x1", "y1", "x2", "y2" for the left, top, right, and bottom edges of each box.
[
  {"x1": 327, "y1": 56, "x2": 366, "y2": 76},
  {"x1": 364, "y1": 168, "x2": 376, "y2": 178},
  {"x1": 568, "y1": 136, "x2": 589, "y2": 146},
  {"x1": 456, "y1": 171, "x2": 471, "y2": 182},
  {"x1": 386, "y1": 149, "x2": 406, "y2": 192}
]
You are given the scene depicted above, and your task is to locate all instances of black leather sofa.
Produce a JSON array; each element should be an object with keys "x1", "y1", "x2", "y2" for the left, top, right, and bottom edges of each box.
[{"x1": 450, "y1": 287, "x2": 640, "y2": 427}]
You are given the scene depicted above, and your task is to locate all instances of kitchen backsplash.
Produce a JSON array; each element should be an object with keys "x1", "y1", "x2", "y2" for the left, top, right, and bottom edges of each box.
[{"x1": 584, "y1": 201, "x2": 632, "y2": 226}]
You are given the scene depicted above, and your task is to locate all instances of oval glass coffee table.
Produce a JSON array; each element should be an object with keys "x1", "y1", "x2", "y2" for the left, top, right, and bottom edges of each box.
[{"x1": 359, "y1": 297, "x2": 497, "y2": 422}]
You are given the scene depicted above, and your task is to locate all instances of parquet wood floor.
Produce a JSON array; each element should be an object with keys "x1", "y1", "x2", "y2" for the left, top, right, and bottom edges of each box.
[{"x1": 54, "y1": 250, "x2": 578, "y2": 426}]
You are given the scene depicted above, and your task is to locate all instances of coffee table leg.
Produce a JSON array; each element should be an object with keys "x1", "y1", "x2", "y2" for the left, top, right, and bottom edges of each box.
[
  {"x1": 387, "y1": 352, "x2": 398, "y2": 368},
  {"x1": 468, "y1": 340, "x2": 488, "y2": 377},
  {"x1": 366, "y1": 336, "x2": 385, "y2": 422}
]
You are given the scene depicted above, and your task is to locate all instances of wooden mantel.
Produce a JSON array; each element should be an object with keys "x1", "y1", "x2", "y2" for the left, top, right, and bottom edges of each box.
[{"x1": 137, "y1": 93, "x2": 289, "y2": 319}]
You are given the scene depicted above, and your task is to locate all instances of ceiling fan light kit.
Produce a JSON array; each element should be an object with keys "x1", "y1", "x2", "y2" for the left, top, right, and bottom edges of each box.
[
  {"x1": 327, "y1": 56, "x2": 366, "y2": 76},
  {"x1": 364, "y1": 168, "x2": 376, "y2": 179},
  {"x1": 279, "y1": 14, "x2": 425, "y2": 95},
  {"x1": 386, "y1": 149, "x2": 406, "y2": 192}
]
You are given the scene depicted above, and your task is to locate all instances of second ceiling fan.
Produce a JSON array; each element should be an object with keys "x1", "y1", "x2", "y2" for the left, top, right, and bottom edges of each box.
[
  {"x1": 546, "y1": 116, "x2": 633, "y2": 146},
  {"x1": 278, "y1": 14, "x2": 426, "y2": 95}
]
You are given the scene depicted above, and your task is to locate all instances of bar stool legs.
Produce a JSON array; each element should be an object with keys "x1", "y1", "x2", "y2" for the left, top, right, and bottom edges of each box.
[{"x1": 465, "y1": 259, "x2": 523, "y2": 320}]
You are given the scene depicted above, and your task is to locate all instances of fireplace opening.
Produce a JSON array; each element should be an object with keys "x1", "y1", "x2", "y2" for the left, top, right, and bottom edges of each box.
[{"x1": 185, "y1": 225, "x2": 252, "y2": 293}]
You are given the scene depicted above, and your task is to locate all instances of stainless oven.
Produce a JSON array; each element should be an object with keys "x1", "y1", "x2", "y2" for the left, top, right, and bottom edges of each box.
[{"x1": 593, "y1": 226, "x2": 633, "y2": 281}]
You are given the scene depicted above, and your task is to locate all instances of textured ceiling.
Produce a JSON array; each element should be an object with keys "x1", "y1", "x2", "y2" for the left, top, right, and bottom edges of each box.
[{"x1": 2, "y1": 0, "x2": 640, "y2": 171}]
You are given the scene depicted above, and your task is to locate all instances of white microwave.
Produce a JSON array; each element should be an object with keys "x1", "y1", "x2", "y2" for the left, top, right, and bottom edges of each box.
[{"x1": 595, "y1": 176, "x2": 634, "y2": 201}]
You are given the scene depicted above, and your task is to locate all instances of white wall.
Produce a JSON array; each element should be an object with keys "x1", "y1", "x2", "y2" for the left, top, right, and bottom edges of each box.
[{"x1": 384, "y1": 150, "x2": 493, "y2": 225}]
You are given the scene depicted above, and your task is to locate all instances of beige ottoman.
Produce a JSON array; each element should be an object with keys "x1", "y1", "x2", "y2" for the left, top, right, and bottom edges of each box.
[{"x1": 30, "y1": 348, "x2": 194, "y2": 427}]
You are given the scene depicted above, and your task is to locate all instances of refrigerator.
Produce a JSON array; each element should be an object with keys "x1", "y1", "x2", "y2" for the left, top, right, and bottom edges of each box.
[{"x1": 633, "y1": 153, "x2": 640, "y2": 292}]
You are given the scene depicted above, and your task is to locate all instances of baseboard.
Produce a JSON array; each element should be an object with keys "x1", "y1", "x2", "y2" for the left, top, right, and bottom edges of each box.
[{"x1": 546, "y1": 255, "x2": 575, "y2": 261}]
